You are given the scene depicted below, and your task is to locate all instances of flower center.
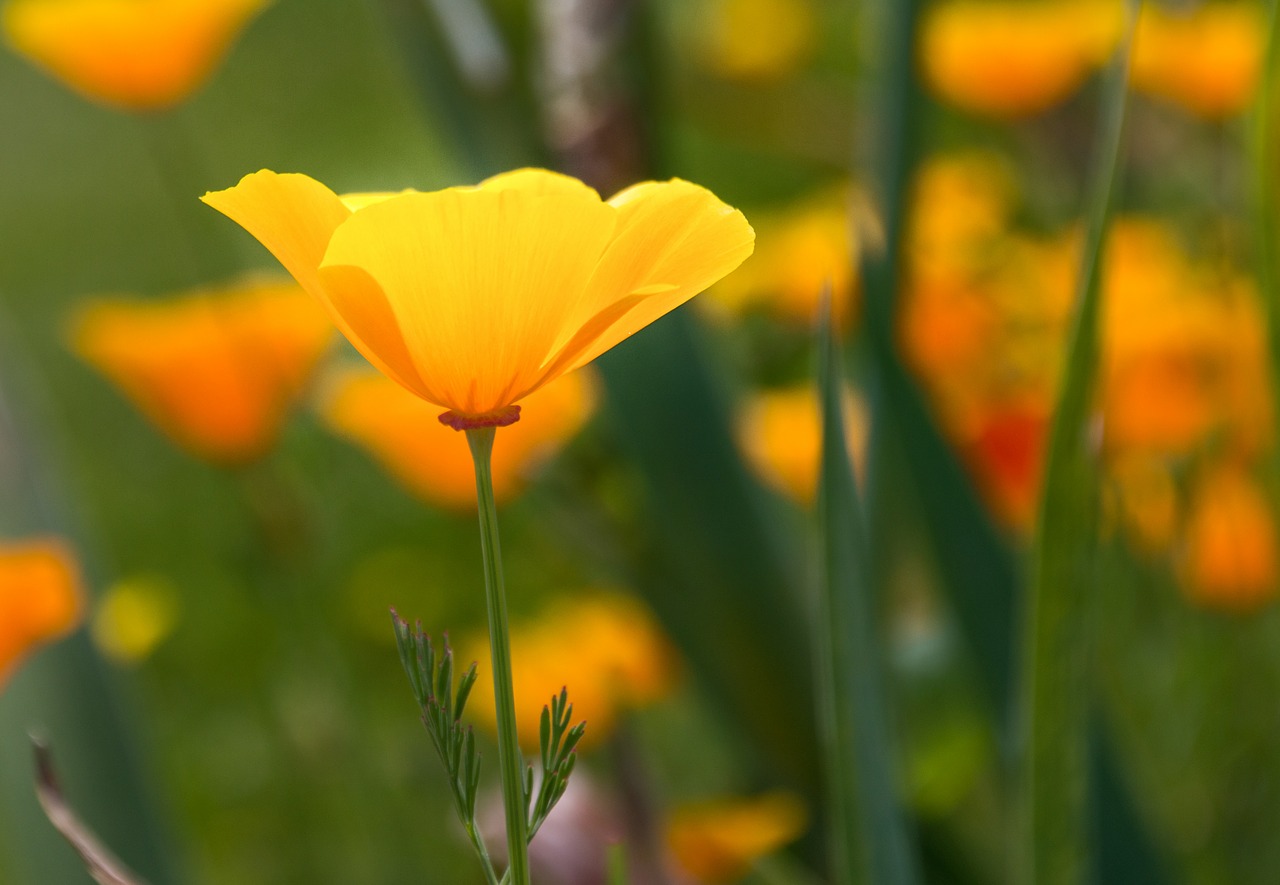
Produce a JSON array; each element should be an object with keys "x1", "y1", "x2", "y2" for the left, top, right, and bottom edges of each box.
[{"x1": 438, "y1": 405, "x2": 522, "y2": 430}]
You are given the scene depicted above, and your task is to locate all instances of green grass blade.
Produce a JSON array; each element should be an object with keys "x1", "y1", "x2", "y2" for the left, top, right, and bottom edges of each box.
[
  {"x1": 816, "y1": 301, "x2": 922, "y2": 885},
  {"x1": 852, "y1": 0, "x2": 1168, "y2": 880},
  {"x1": 1252, "y1": 0, "x2": 1280, "y2": 447},
  {"x1": 1019, "y1": 5, "x2": 1139, "y2": 883},
  {"x1": 856, "y1": 0, "x2": 1025, "y2": 722}
]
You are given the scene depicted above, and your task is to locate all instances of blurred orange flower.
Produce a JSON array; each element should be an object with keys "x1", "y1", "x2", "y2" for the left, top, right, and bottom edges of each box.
[
  {"x1": 0, "y1": 538, "x2": 83, "y2": 688},
  {"x1": 920, "y1": 0, "x2": 1121, "y2": 118},
  {"x1": 71, "y1": 278, "x2": 332, "y2": 465},
  {"x1": 2, "y1": 0, "x2": 269, "y2": 110},
  {"x1": 900, "y1": 154, "x2": 1063, "y2": 530},
  {"x1": 463, "y1": 593, "x2": 678, "y2": 751},
  {"x1": 1101, "y1": 221, "x2": 1273, "y2": 458},
  {"x1": 666, "y1": 791, "x2": 807, "y2": 883},
  {"x1": 1131, "y1": 1, "x2": 1263, "y2": 118},
  {"x1": 697, "y1": 0, "x2": 818, "y2": 81},
  {"x1": 321, "y1": 366, "x2": 598, "y2": 509},
  {"x1": 203, "y1": 168, "x2": 754, "y2": 429},
  {"x1": 961, "y1": 397, "x2": 1051, "y2": 531},
  {"x1": 900, "y1": 166, "x2": 1279, "y2": 554},
  {"x1": 1100, "y1": 221, "x2": 1220, "y2": 454},
  {"x1": 1182, "y1": 463, "x2": 1278, "y2": 611},
  {"x1": 738, "y1": 384, "x2": 868, "y2": 504}
]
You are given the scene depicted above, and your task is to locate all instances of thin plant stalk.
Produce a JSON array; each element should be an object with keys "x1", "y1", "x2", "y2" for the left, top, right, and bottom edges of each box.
[
  {"x1": 1251, "y1": 0, "x2": 1280, "y2": 446},
  {"x1": 1019, "y1": 3, "x2": 1138, "y2": 883},
  {"x1": 466, "y1": 427, "x2": 532, "y2": 885},
  {"x1": 815, "y1": 296, "x2": 921, "y2": 885}
]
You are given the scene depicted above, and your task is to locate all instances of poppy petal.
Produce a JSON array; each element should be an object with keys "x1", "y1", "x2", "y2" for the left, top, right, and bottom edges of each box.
[
  {"x1": 555, "y1": 179, "x2": 754, "y2": 372},
  {"x1": 203, "y1": 170, "x2": 429, "y2": 397},
  {"x1": 318, "y1": 184, "x2": 616, "y2": 414}
]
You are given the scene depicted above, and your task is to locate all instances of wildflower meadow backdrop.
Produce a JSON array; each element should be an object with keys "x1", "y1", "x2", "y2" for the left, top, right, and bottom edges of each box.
[{"x1": 2, "y1": 1, "x2": 1279, "y2": 884}]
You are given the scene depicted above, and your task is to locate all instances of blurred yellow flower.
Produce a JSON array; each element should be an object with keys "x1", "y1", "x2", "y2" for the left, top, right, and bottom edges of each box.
[
  {"x1": 0, "y1": 538, "x2": 83, "y2": 688},
  {"x1": 2, "y1": 0, "x2": 268, "y2": 110},
  {"x1": 708, "y1": 188, "x2": 859, "y2": 327},
  {"x1": 920, "y1": 0, "x2": 1121, "y2": 118},
  {"x1": 90, "y1": 575, "x2": 178, "y2": 664},
  {"x1": 698, "y1": 0, "x2": 818, "y2": 81},
  {"x1": 463, "y1": 593, "x2": 678, "y2": 751},
  {"x1": 738, "y1": 384, "x2": 868, "y2": 504},
  {"x1": 320, "y1": 366, "x2": 597, "y2": 509},
  {"x1": 1182, "y1": 463, "x2": 1278, "y2": 611},
  {"x1": 1131, "y1": 1, "x2": 1263, "y2": 119},
  {"x1": 71, "y1": 278, "x2": 332, "y2": 465},
  {"x1": 203, "y1": 168, "x2": 754, "y2": 429},
  {"x1": 906, "y1": 153, "x2": 1016, "y2": 284},
  {"x1": 666, "y1": 791, "x2": 807, "y2": 883}
]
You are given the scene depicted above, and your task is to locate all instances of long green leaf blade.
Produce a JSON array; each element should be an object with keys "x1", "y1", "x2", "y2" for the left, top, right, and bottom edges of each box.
[
  {"x1": 1020, "y1": 5, "x2": 1139, "y2": 883},
  {"x1": 1251, "y1": 0, "x2": 1280, "y2": 446},
  {"x1": 851, "y1": 1, "x2": 1171, "y2": 880},
  {"x1": 816, "y1": 299, "x2": 921, "y2": 885}
]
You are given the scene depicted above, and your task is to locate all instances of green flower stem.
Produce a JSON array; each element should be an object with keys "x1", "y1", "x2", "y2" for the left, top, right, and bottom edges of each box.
[{"x1": 466, "y1": 427, "x2": 532, "y2": 885}]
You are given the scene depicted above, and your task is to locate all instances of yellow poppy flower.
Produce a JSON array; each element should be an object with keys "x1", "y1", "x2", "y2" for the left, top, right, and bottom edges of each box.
[
  {"x1": 0, "y1": 538, "x2": 83, "y2": 688},
  {"x1": 1131, "y1": 2, "x2": 1263, "y2": 119},
  {"x1": 320, "y1": 366, "x2": 597, "y2": 509},
  {"x1": 920, "y1": 0, "x2": 1122, "y2": 118},
  {"x1": 666, "y1": 791, "x2": 807, "y2": 883},
  {"x1": 71, "y1": 278, "x2": 332, "y2": 465},
  {"x1": 202, "y1": 168, "x2": 755, "y2": 428},
  {"x1": 462, "y1": 593, "x2": 678, "y2": 751},
  {"x1": 2, "y1": 0, "x2": 269, "y2": 110}
]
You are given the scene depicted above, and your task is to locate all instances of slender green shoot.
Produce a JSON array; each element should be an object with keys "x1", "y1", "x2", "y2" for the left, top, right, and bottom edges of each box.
[
  {"x1": 527, "y1": 688, "x2": 586, "y2": 840},
  {"x1": 394, "y1": 611, "x2": 586, "y2": 884},
  {"x1": 392, "y1": 616, "x2": 497, "y2": 885},
  {"x1": 1019, "y1": 4, "x2": 1139, "y2": 883},
  {"x1": 1251, "y1": 0, "x2": 1280, "y2": 447},
  {"x1": 815, "y1": 293, "x2": 922, "y2": 885}
]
